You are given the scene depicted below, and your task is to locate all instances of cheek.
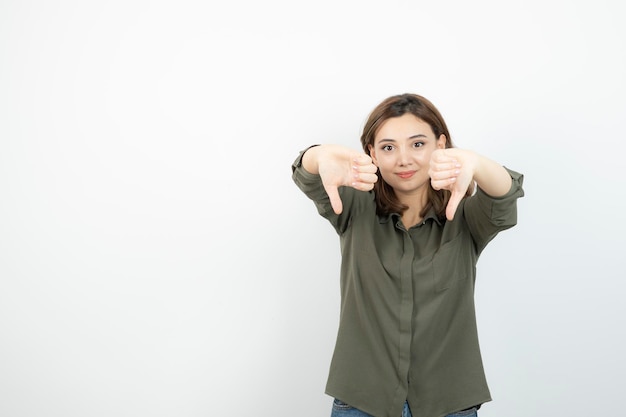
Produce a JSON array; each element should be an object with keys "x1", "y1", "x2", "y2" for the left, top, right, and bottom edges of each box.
[
  {"x1": 375, "y1": 161, "x2": 394, "y2": 180},
  {"x1": 374, "y1": 154, "x2": 391, "y2": 168},
  {"x1": 420, "y1": 150, "x2": 435, "y2": 164}
]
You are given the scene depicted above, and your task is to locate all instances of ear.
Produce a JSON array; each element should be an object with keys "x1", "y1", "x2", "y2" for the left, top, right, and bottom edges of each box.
[
  {"x1": 368, "y1": 144, "x2": 378, "y2": 166},
  {"x1": 437, "y1": 134, "x2": 447, "y2": 149}
]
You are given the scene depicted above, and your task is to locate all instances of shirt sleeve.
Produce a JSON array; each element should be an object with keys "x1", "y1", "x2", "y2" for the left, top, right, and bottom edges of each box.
[
  {"x1": 291, "y1": 146, "x2": 334, "y2": 216},
  {"x1": 461, "y1": 167, "x2": 525, "y2": 253},
  {"x1": 291, "y1": 146, "x2": 372, "y2": 234}
]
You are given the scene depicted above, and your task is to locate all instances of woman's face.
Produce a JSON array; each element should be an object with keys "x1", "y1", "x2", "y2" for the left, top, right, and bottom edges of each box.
[{"x1": 369, "y1": 113, "x2": 446, "y2": 199}]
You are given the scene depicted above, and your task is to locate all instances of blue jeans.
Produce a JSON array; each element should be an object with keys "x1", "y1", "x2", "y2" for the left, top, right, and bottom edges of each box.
[{"x1": 331, "y1": 398, "x2": 478, "y2": 417}]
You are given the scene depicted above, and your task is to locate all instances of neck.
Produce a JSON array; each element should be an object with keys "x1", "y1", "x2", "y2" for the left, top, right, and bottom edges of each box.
[
  {"x1": 401, "y1": 208, "x2": 423, "y2": 229},
  {"x1": 397, "y1": 189, "x2": 428, "y2": 229}
]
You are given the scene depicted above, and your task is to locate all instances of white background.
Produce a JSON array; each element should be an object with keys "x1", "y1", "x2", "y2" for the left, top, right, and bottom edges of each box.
[{"x1": 1, "y1": 1, "x2": 625, "y2": 416}]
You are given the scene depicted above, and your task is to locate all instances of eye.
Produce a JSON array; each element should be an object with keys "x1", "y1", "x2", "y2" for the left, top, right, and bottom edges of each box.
[
  {"x1": 381, "y1": 144, "x2": 394, "y2": 152},
  {"x1": 413, "y1": 141, "x2": 424, "y2": 148}
]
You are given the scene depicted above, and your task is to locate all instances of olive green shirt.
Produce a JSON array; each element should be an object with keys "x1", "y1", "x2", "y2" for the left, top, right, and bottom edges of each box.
[{"x1": 292, "y1": 148, "x2": 525, "y2": 417}]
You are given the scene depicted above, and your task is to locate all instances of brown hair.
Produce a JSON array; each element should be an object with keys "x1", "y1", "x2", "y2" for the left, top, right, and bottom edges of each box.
[{"x1": 360, "y1": 93, "x2": 472, "y2": 220}]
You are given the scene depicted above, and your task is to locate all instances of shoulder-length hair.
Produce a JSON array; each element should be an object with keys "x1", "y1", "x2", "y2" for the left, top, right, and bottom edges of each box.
[{"x1": 360, "y1": 93, "x2": 473, "y2": 220}]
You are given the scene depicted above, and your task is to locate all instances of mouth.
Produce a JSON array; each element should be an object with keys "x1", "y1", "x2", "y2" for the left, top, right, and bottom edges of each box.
[{"x1": 396, "y1": 170, "x2": 417, "y2": 179}]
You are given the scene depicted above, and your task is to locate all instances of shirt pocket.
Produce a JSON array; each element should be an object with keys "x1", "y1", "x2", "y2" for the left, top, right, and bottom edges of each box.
[{"x1": 432, "y1": 236, "x2": 469, "y2": 292}]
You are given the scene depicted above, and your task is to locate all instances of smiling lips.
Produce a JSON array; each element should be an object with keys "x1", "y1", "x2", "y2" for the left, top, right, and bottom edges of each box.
[{"x1": 396, "y1": 170, "x2": 417, "y2": 179}]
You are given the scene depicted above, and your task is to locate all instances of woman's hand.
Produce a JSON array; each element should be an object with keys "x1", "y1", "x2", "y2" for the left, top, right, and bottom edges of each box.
[
  {"x1": 302, "y1": 144, "x2": 378, "y2": 214},
  {"x1": 429, "y1": 149, "x2": 478, "y2": 221},
  {"x1": 429, "y1": 148, "x2": 513, "y2": 220}
]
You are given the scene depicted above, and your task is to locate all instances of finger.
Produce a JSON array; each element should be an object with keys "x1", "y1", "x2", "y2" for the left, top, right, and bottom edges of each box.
[
  {"x1": 352, "y1": 181, "x2": 376, "y2": 192},
  {"x1": 446, "y1": 190, "x2": 464, "y2": 221},
  {"x1": 353, "y1": 154, "x2": 373, "y2": 166},
  {"x1": 432, "y1": 169, "x2": 460, "y2": 183},
  {"x1": 431, "y1": 159, "x2": 460, "y2": 172},
  {"x1": 352, "y1": 158, "x2": 378, "y2": 183},
  {"x1": 324, "y1": 184, "x2": 343, "y2": 214},
  {"x1": 439, "y1": 161, "x2": 461, "y2": 171},
  {"x1": 430, "y1": 175, "x2": 456, "y2": 191},
  {"x1": 353, "y1": 171, "x2": 378, "y2": 186},
  {"x1": 432, "y1": 150, "x2": 458, "y2": 165},
  {"x1": 356, "y1": 162, "x2": 379, "y2": 174},
  {"x1": 431, "y1": 149, "x2": 447, "y2": 163}
]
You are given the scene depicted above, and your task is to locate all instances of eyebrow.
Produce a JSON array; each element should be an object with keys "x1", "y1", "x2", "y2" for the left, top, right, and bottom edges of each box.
[{"x1": 378, "y1": 134, "x2": 428, "y2": 143}]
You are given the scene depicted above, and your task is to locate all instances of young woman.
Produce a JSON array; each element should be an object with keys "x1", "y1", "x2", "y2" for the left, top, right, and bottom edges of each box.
[{"x1": 291, "y1": 93, "x2": 524, "y2": 417}]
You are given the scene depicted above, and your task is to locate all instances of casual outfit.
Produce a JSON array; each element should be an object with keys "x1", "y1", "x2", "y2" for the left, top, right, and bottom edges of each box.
[{"x1": 292, "y1": 148, "x2": 524, "y2": 417}]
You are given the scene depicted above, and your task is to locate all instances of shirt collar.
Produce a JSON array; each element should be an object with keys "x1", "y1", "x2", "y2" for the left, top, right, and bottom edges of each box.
[{"x1": 378, "y1": 206, "x2": 443, "y2": 226}]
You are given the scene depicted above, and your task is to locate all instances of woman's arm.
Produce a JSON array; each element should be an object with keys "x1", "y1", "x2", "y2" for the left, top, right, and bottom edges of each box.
[
  {"x1": 429, "y1": 148, "x2": 513, "y2": 220},
  {"x1": 301, "y1": 144, "x2": 378, "y2": 214},
  {"x1": 470, "y1": 152, "x2": 513, "y2": 198}
]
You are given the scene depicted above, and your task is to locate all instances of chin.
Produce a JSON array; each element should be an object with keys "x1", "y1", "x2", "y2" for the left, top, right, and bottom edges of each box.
[{"x1": 394, "y1": 181, "x2": 428, "y2": 194}]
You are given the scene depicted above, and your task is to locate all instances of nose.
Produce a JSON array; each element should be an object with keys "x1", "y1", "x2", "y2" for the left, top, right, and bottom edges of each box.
[{"x1": 398, "y1": 147, "x2": 409, "y2": 166}]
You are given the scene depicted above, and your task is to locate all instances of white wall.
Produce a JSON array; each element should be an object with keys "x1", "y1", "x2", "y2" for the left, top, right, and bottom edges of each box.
[{"x1": 1, "y1": 1, "x2": 624, "y2": 416}]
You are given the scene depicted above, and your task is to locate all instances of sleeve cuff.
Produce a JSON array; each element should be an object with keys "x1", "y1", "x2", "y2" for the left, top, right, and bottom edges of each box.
[
  {"x1": 291, "y1": 144, "x2": 321, "y2": 173},
  {"x1": 475, "y1": 166, "x2": 524, "y2": 201}
]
